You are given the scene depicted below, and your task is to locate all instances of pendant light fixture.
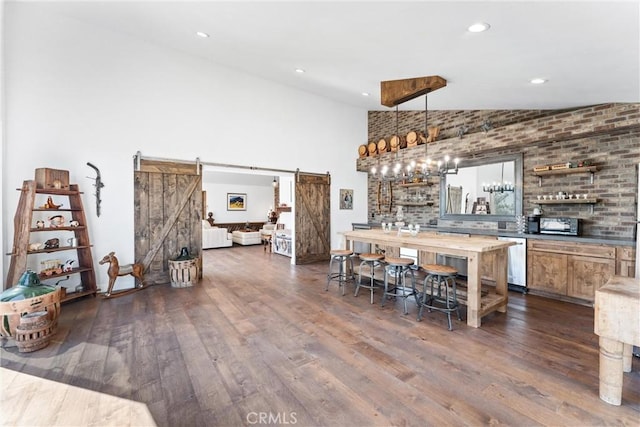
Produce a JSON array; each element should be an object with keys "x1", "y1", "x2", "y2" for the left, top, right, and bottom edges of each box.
[{"x1": 371, "y1": 75, "x2": 459, "y2": 183}]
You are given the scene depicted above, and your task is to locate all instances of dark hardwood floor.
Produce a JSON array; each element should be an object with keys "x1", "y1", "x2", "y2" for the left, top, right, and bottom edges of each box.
[{"x1": 2, "y1": 244, "x2": 639, "y2": 426}]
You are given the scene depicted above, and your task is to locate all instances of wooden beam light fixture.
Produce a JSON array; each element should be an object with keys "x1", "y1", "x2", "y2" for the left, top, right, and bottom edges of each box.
[
  {"x1": 380, "y1": 75, "x2": 446, "y2": 108},
  {"x1": 373, "y1": 75, "x2": 459, "y2": 183}
]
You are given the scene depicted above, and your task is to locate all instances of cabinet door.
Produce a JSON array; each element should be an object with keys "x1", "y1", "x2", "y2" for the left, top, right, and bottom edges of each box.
[
  {"x1": 528, "y1": 251, "x2": 568, "y2": 295},
  {"x1": 567, "y1": 255, "x2": 615, "y2": 300}
]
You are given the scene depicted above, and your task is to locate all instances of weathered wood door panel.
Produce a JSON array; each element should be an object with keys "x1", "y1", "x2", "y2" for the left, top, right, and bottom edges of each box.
[
  {"x1": 134, "y1": 159, "x2": 202, "y2": 284},
  {"x1": 294, "y1": 172, "x2": 331, "y2": 265}
]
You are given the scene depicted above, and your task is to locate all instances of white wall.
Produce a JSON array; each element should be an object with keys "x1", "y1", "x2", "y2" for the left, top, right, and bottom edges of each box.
[
  {"x1": 203, "y1": 181, "x2": 273, "y2": 224},
  {"x1": 2, "y1": 3, "x2": 368, "y2": 290}
]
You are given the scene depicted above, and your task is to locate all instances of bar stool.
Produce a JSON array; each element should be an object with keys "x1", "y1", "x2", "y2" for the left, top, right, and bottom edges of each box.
[
  {"x1": 381, "y1": 256, "x2": 417, "y2": 315},
  {"x1": 418, "y1": 264, "x2": 461, "y2": 330},
  {"x1": 326, "y1": 249, "x2": 354, "y2": 296},
  {"x1": 354, "y1": 253, "x2": 385, "y2": 304}
]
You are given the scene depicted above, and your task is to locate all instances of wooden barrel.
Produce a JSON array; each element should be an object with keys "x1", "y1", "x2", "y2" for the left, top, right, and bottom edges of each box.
[
  {"x1": 367, "y1": 141, "x2": 378, "y2": 156},
  {"x1": 169, "y1": 258, "x2": 199, "y2": 288},
  {"x1": 15, "y1": 311, "x2": 53, "y2": 353},
  {"x1": 358, "y1": 144, "x2": 368, "y2": 158},
  {"x1": 390, "y1": 135, "x2": 406, "y2": 151},
  {"x1": 406, "y1": 131, "x2": 418, "y2": 147},
  {"x1": 377, "y1": 138, "x2": 389, "y2": 153}
]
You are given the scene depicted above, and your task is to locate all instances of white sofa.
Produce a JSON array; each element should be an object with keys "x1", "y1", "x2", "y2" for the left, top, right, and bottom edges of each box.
[{"x1": 202, "y1": 221, "x2": 233, "y2": 249}]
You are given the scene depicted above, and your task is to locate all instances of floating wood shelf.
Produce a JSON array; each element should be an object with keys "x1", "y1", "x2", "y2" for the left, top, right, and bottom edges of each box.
[
  {"x1": 532, "y1": 197, "x2": 598, "y2": 214},
  {"x1": 398, "y1": 182, "x2": 434, "y2": 188},
  {"x1": 395, "y1": 201, "x2": 434, "y2": 207},
  {"x1": 533, "y1": 166, "x2": 598, "y2": 186},
  {"x1": 531, "y1": 198, "x2": 597, "y2": 205},
  {"x1": 532, "y1": 166, "x2": 598, "y2": 177}
]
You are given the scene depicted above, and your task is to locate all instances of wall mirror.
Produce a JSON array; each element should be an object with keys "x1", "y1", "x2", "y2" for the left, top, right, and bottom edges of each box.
[{"x1": 439, "y1": 153, "x2": 523, "y2": 222}]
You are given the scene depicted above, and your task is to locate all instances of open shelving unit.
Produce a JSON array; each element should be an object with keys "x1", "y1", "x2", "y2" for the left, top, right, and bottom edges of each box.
[{"x1": 5, "y1": 180, "x2": 97, "y2": 302}]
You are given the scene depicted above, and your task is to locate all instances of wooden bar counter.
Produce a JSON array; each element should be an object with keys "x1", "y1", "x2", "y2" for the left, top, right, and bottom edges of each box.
[
  {"x1": 594, "y1": 275, "x2": 640, "y2": 405},
  {"x1": 342, "y1": 229, "x2": 516, "y2": 328}
]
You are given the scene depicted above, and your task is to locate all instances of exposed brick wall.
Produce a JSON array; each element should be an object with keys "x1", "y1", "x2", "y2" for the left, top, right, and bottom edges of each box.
[{"x1": 359, "y1": 103, "x2": 640, "y2": 239}]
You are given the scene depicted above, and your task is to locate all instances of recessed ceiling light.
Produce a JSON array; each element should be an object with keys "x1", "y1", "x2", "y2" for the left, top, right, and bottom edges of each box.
[
  {"x1": 196, "y1": 31, "x2": 209, "y2": 38},
  {"x1": 361, "y1": 92, "x2": 370, "y2": 97},
  {"x1": 468, "y1": 22, "x2": 490, "y2": 33},
  {"x1": 295, "y1": 68, "x2": 305, "y2": 74},
  {"x1": 530, "y1": 78, "x2": 547, "y2": 84}
]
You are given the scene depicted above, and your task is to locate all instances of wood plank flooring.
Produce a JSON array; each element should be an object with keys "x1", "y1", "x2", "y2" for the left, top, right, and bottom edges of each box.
[{"x1": 1, "y1": 244, "x2": 639, "y2": 426}]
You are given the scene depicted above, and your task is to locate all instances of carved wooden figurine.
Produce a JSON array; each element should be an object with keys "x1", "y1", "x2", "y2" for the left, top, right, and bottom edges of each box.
[{"x1": 98, "y1": 252, "x2": 146, "y2": 298}]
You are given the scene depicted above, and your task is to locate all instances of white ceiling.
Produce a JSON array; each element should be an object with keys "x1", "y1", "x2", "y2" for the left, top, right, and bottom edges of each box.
[{"x1": 24, "y1": 1, "x2": 640, "y2": 111}]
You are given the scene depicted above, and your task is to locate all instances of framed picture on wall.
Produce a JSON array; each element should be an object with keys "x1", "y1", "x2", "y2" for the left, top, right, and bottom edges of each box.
[
  {"x1": 227, "y1": 193, "x2": 247, "y2": 211},
  {"x1": 340, "y1": 189, "x2": 353, "y2": 210}
]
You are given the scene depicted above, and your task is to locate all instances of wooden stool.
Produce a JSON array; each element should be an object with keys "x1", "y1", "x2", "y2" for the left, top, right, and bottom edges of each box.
[
  {"x1": 326, "y1": 249, "x2": 354, "y2": 296},
  {"x1": 381, "y1": 256, "x2": 417, "y2": 315},
  {"x1": 418, "y1": 264, "x2": 461, "y2": 330},
  {"x1": 15, "y1": 311, "x2": 53, "y2": 353},
  {"x1": 355, "y1": 253, "x2": 385, "y2": 304}
]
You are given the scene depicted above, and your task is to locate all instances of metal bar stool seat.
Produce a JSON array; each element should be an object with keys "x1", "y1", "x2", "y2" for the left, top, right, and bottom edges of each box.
[
  {"x1": 381, "y1": 256, "x2": 418, "y2": 315},
  {"x1": 355, "y1": 253, "x2": 385, "y2": 304},
  {"x1": 418, "y1": 263, "x2": 461, "y2": 330},
  {"x1": 326, "y1": 249, "x2": 354, "y2": 296}
]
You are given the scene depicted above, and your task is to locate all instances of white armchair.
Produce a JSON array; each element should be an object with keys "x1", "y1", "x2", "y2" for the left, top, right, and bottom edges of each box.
[{"x1": 202, "y1": 221, "x2": 233, "y2": 249}]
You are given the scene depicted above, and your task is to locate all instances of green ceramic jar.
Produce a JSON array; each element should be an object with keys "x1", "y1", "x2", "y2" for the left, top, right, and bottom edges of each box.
[{"x1": 0, "y1": 270, "x2": 58, "y2": 302}]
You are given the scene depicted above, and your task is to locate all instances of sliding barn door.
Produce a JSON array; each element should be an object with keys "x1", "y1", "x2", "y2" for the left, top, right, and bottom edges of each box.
[
  {"x1": 294, "y1": 171, "x2": 331, "y2": 265},
  {"x1": 134, "y1": 159, "x2": 203, "y2": 284}
]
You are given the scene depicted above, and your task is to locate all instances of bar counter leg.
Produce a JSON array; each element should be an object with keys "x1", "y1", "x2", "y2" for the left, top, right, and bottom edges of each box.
[
  {"x1": 466, "y1": 254, "x2": 481, "y2": 328},
  {"x1": 599, "y1": 336, "x2": 624, "y2": 405},
  {"x1": 495, "y1": 248, "x2": 508, "y2": 313}
]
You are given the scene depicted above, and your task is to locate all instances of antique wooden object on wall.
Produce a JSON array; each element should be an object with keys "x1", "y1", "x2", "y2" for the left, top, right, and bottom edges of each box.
[
  {"x1": 294, "y1": 171, "x2": 331, "y2": 265},
  {"x1": 134, "y1": 159, "x2": 202, "y2": 285}
]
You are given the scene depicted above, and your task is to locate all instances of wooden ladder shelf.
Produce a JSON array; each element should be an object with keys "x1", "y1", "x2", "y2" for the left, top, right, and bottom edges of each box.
[{"x1": 5, "y1": 180, "x2": 97, "y2": 302}]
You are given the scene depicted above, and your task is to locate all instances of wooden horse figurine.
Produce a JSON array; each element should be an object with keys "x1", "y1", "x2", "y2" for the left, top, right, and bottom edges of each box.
[{"x1": 99, "y1": 252, "x2": 146, "y2": 298}]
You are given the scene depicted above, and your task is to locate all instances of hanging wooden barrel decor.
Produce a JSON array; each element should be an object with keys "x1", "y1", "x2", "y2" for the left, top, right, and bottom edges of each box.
[{"x1": 358, "y1": 144, "x2": 368, "y2": 158}]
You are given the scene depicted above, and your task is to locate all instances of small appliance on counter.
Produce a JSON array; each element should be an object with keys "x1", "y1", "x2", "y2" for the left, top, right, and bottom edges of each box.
[
  {"x1": 526, "y1": 215, "x2": 541, "y2": 234},
  {"x1": 539, "y1": 217, "x2": 581, "y2": 236}
]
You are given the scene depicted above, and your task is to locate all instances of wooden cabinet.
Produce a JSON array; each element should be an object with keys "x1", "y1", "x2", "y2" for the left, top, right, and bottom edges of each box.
[
  {"x1": 567, "y1": 255, "x2": 616, "y2": 300},
  {"x1": 527, "y1": 239, "x2": 616, "y2": 303},
  {"x1": 5, "y1": 180, "x2": 97, "y2": 302},
  {"x1": 616, "y1": 246, "x2": 636, "y2": 278},
  {"x1": 528, "y1": 250, "x2": 568, "y2": 295}
]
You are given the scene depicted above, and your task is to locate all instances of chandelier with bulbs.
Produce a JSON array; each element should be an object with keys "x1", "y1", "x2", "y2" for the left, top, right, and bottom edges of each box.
[{"x1": 370, "y1": 76, "x2": 459, "y2": 184}]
